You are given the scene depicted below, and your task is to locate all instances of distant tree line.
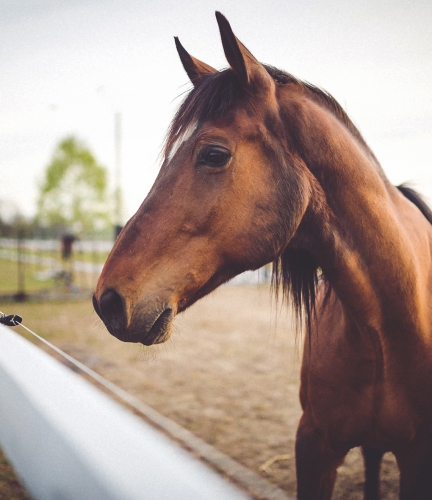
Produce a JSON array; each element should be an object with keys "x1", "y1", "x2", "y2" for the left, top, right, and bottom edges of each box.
[
  {"x1": 0, "y1": 203, "x2": 37, "y2": 238},
  {"x1": 1, "y1": 136, "x2": 115, "y2": 240}
]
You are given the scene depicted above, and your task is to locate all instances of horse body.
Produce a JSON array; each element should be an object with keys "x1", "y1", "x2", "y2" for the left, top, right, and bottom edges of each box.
[
  {"x1": 93, "y1": 12, "x2": 432, "y2": 498},
  {"x1": 278, "y1": 74, "x2": 432, "y2": 497}
]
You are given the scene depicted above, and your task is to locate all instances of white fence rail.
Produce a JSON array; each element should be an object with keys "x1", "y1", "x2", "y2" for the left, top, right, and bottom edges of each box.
[
  {"x1": 0, "y1": 238, "x2": 111, "y2": 276},
  {"x1": 0, "y1": 238, "x2": 114, "y2": 253},
  {"x1": 0, "y1": 325, "x2": 249, "y2": 500},
  {"x1": 0, "y1": 238, "x2": 271, "y2": 285}
]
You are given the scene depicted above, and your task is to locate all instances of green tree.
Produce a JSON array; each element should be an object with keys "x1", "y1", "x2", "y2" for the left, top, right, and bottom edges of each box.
[{"x1": 37, "y1": 136, "x2": 112, "y2": 235}]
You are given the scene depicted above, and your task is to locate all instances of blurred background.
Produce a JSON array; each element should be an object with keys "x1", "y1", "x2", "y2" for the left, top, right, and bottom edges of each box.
[{"x1": 1, "y1": 0, "x2": 431, "y2": 298}]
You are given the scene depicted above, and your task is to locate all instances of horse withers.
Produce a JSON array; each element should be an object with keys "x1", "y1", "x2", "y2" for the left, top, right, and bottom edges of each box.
[{"x1": 93, "y1": 12, "x2": 432, "y2": 499}]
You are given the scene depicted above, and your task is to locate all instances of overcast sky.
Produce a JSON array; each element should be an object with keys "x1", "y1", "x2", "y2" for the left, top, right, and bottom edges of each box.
[{"x1": 1, "y1": 0, "x2": 431, "y2": 221}]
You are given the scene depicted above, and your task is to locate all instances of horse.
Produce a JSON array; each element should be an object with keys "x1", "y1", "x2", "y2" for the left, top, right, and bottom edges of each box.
[{"x1": 93, "y1": 12, "x2": 432, "y2": 499}]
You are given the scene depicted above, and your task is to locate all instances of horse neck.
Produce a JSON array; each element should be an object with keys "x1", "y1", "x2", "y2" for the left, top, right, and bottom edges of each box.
[{"x1": 286, "y1": 95, "x2": 431, "y2": 340}]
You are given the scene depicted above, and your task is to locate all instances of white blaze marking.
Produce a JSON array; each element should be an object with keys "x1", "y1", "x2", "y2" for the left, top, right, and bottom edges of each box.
[{"x1": 168, "y1": 122, "x2": 197, "y2": 161}]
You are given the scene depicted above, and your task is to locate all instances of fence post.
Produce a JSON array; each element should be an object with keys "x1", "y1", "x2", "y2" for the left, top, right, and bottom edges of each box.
[{"x1": 15, "y1": 229, "x2": 27, "y2": 301}]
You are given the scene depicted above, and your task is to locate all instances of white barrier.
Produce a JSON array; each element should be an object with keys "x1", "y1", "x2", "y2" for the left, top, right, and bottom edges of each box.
[
  {"x1": 0, "y1": 238, "x2": 272, "y2": 284},
  {"x1": 0, "y1": 325, "x2": 249, "y2": 500},
  {"x1": 0, "y1": 238, "x2": 114, "y2": 253}
]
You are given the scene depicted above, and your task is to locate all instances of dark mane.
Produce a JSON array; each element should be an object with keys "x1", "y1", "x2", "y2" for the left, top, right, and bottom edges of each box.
[
  {"x1": 165, "y1": 69, "x2": 244, "y2": 157},
  {"x1": 264, "y1": 66, "x2": 375, "y2": 156},
  {"x1": 166, "y1": 64, "x2": 380, "y2": 166},
  {"x1": 272, "y1": 247, "x2": 322, "y2": 333},
  {"x1": 165, "y1": 64, "x2": 386, "y2": 331},
  {"x1": 397, "y1": 184, "x2": 432, "y2": 225}
]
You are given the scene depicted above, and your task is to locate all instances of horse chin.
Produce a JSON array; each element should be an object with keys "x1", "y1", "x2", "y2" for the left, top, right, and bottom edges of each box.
[
  {"x1": 96, "y1": 297, "x2": 176, "y2": 346},
  {"x1": 140, "y1": 317, "x2": 173, "y2": 346},
  {"x1": 134, "y1": 306, "x2": 175, "y2": 346}
]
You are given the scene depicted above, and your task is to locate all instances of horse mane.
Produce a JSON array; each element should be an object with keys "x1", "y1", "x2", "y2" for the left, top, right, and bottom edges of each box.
[
  {"x1": 165, "y1": 64, "x2": 378, "y2": 165},
  {"x1": 272, "y1": 247, "x2": 321, "y2": 332},
  {"x1": 262, "y1": 65, "x2": 381, "y2": 169},
  {"x1": 397, "y1": 184, "x2": 432, "y2": 225},
  {"x1": 167, "y1": 64, "x2": 431, "y2": 332}
]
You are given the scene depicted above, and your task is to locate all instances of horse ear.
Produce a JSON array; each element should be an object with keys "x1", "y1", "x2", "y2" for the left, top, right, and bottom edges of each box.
[
  {"x1": 215, "y1": 12, "x2": 274, "y2": 94},
  {"x1": 175, "y1": 37, "x2": 217, "y2": 86}
]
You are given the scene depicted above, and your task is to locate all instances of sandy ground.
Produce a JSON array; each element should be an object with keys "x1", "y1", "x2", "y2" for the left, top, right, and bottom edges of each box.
[{"x1": 9, "y1": 285, "x2": 399, "y2": 498}]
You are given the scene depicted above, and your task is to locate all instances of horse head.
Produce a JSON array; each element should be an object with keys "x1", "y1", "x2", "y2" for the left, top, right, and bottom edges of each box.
[{"x1": 93, "y1": 13, "x2": 314, "y2": 345}]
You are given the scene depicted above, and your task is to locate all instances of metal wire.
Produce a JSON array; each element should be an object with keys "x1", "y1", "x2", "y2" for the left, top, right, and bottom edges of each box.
[{"x1": 0, "y1": 310, "x2": 157, "y2": 415}]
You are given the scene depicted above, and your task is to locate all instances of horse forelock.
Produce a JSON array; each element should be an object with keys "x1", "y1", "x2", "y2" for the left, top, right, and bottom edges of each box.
[{"x1": 164, "y1": 69, "x2": 244, "y2": 160}]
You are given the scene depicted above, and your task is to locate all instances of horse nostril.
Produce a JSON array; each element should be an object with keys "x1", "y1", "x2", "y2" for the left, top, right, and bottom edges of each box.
[{"x1": 98, "y1": 289, "x2": 126, "y2": 334}]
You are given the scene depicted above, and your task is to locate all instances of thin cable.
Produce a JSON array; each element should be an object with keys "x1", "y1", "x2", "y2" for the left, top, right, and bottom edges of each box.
[{"x1": 0, "y1": 310, "x2": 160, "y2": 417}]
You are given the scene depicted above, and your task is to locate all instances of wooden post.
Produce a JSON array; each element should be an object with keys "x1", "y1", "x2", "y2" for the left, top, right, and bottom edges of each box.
[{"x1": 15, "y1": 229, "x2": 27, "y2": 302}]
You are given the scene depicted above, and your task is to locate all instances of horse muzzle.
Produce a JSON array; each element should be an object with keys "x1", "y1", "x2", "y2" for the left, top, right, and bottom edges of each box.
[{"x1": 93, "y1": 289, "x2": 175, "y2": 346}]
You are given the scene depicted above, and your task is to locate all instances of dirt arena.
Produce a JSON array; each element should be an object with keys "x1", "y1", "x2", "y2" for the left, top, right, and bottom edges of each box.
[{"x1": 15, "y1": 285, "x2": 399, "y2": 498}]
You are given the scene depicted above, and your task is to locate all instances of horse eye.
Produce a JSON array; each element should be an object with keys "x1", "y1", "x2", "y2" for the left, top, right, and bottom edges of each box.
[{"x1": 198, "y1": 146, "x2": 231, "y2": 167}]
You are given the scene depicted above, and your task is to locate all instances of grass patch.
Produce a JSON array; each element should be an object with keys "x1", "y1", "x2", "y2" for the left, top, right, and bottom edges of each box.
[
  {"x1": 0, "y1": 448, "x2": 30, "y2": 499},
  {"x1": 0, "y1": 258, "x2": 54, "y2": 294}
]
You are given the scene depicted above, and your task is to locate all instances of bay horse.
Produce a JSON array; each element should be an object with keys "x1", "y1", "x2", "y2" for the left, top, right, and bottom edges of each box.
[{"x1": 93, "y1": 12, "x2": 432, "y2": 499}]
